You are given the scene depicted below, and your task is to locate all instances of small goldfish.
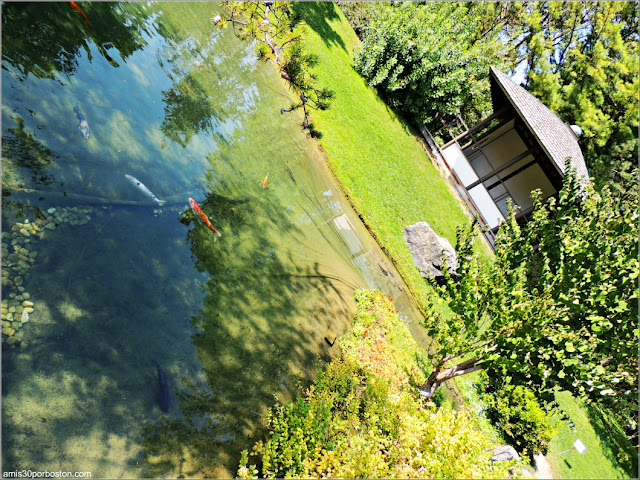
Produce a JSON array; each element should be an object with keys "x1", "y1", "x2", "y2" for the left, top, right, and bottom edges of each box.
[
  {"x1": 262, "y1": 174, "x2": 269, "y2": 189},
  {"x1": 69, "y1": 1, "x2": 90, "y2": 26},
  {"x1": 189, "y1": 198, "x2": 222, "y2": 238}
]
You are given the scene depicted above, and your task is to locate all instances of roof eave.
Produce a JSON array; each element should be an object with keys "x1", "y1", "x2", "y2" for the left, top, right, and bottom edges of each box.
[{"x1": 489, "y1": 68, "x2": 566, "y2": 179}]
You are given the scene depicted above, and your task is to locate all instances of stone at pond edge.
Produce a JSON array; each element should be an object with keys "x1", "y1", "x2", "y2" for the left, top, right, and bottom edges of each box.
[
  {"x1": 2, "y1": 327, "x2": 15, "y2": 336},
  {"x1": 325, "y1": 329, "x2": 337, "y2": 347},
  {"x1": 491, "y1": 445, "x2": 520, "y2": 462},
  {"x1": 403, "y1": 221, "x2": 458, "y2": 280}
]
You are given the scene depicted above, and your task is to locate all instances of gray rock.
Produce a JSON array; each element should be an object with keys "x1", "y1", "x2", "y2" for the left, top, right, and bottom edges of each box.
[
  {"x1": 403, "y1": 222, "x2": 458, "y2": 280},
  {"x1": 491, "y1": 445, "x2": 520, "y2": 462}
]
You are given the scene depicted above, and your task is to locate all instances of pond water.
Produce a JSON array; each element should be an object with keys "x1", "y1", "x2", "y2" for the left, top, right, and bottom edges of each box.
[{"x1": 1, "y1": 3, "x2": 430, "y2": 477}]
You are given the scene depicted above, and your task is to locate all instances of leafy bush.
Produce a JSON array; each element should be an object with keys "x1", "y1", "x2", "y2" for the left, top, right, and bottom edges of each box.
[
  {"x1": 483, "y1": 384, "x2": 558, "y2": 456},
  {"x1": 237, "y1": 290, "x2": 518, "y2": 479},
  {"x1": 336, "y1": 1, "x2": 380, "y2": 40},
  {"x1": 353, "y1": 2, "x2": 506, "y2": 129}
]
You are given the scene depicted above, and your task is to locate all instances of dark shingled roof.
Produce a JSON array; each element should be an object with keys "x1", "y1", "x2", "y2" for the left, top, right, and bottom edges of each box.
[{"x1": 490, "y1": 67, "x2": 589, "y2": 183}]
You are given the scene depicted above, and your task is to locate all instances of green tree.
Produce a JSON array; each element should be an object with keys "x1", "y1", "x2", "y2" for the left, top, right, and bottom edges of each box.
[
  {"x1": 505, "y1": 2, "x2": 639, "y2": 188},
  {"x1": 336, "y1": 1, "x2": 381, "y2": 40},
  {"x1": 348, "y1": 1, "x2": 638, "y2": 188},
  {"x1": 421, "y1": 166, "x2": 639, "y2": 435},
  {"x1": 353, "y1": 2, "x2": 507, "y2": 129}
]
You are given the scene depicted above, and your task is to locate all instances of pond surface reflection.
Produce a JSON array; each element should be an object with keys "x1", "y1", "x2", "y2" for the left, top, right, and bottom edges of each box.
[{"x1": 1, "y1": 3, "x2": 426, "y2": 477}]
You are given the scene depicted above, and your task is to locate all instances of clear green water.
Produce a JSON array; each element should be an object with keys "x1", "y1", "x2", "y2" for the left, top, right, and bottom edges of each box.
[{"x1": 1, "y1": 3, "x2": 428, "y2": 477}]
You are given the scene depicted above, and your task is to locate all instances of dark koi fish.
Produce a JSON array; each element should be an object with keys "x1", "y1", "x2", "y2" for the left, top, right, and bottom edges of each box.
[
  {"x1": 149, "y1": 354, "x2": 169, "y2": 413},
  {"x1": 73, "y1": 104, "x2": 90, "y2": 140},
  {"x1": 189, "y1": 197, "x2": 222, "y2": 238},
  {"x1": 69, "y1": 1, "x2": 90, "y2": 26}
]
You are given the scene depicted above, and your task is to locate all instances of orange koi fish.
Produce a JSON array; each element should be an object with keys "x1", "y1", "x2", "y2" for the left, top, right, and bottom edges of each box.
[
  {"x1": 69, "y1": 1, "x2": 90, "y2": 26},
  {"x1": 189, "y1": 198, "x2": 222, "y2": 238},
  {"x1": 262, "y1": 174, "x2": 269, "y2": 189}
]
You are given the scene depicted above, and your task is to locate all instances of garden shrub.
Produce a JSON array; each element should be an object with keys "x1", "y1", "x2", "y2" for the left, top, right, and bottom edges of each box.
[
  {"x1": 237, "y1": 290, "x2": 519, "y2": 479},
  {"x1": 483, "y1": 384, "x2": 558, "y2": 456}
]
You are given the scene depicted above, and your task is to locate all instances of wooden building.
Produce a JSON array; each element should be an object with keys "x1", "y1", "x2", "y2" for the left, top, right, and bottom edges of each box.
[{"x1": 422, "y1": 67, "x2": 589, "y2": 247}]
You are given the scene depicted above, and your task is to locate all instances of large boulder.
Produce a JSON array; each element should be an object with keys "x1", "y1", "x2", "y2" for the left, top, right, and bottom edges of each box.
[{"x1": 403, "y1": 222, "x2": 458, "y2": 281}]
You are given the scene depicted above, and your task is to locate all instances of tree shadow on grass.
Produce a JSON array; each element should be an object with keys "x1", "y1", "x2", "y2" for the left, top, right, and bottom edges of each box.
[
  {"x1": 294, "y1": 2, "x2": 346, "y2": 52},
  {"x1": 584, "y1": 403, "x2": 638, "y2": 478},
  {"x1": 374, "y1": 91, "x2": 429, "y2": 139}
]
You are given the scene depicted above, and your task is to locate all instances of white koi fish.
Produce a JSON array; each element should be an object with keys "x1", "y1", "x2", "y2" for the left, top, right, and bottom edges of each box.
[{"x1": 125, "y1": 174, "x2": 166, "y2": 205}]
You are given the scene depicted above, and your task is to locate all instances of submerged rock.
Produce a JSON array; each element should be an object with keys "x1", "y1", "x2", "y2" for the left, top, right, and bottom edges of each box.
[
  {"x1": 212, "y1": 433, "x2": 235, "y2": 443},
  {"x1": 403, "y1": 221, "x2": 458, "y2": 281}
]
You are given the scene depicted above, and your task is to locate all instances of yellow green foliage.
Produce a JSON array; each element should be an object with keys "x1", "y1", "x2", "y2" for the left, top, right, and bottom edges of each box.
[{"x1": 237, "y1": 290, "x2": 520, "y2": 478}]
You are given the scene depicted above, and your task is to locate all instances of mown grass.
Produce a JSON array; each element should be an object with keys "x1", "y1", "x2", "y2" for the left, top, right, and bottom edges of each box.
[
  {"x1": 294, "y1": 2, "x2": 492, "y2": 315},
  {"x1": 546, "y1": 391, "x2": 637, "y2": 479}
]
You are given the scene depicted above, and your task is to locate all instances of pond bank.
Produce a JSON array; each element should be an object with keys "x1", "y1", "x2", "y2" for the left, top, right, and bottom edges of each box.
[
  {"x1": 292, "y1": 2, "x2": 493, "y2": 319},
  {"x1": 237, "y1": 290, "x2": 515, "y2": 479}
]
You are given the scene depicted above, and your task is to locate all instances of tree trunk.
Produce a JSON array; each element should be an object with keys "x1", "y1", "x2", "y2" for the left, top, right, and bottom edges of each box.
[{"x1": 420, "y1": 357, "x2": 486, "y2": 398}]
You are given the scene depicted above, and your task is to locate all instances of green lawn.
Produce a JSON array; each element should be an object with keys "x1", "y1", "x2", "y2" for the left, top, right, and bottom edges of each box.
[
  {"x1": 294, "y1": 2, "x2": 491, "y2": 314},
  {"x1": 546, "y1": 391, "x2": 637, "y2": 479}
]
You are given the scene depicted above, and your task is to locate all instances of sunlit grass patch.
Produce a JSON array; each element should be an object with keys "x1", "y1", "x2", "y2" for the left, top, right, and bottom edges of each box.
[{"x1": 546, "y1": 391, "x2": 636, "y2": 480}]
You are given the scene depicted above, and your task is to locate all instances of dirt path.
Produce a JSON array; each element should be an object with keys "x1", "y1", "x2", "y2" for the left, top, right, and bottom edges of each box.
[{"x1": 534, "y1": 453, "x2": 554, "y2": 479}]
